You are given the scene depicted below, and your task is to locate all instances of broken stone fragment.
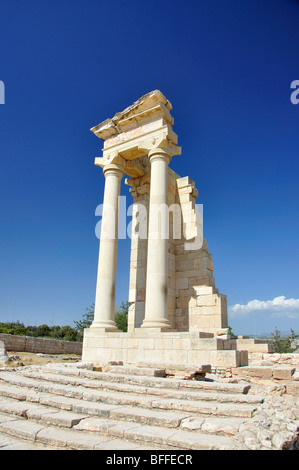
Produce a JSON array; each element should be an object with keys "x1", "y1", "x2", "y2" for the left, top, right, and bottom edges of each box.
[
  {"x1": 216, "y1": 328, "x2": 230, "y2": 336},
  {"x1": 0, "y1": 341, "x2": 10, "y2": 364}
]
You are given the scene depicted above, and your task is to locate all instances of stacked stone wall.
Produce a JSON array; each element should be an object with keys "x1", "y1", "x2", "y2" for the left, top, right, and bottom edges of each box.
[
  {"x1": 0, "y1": 333, "x2": 82, "y2": 355},
  {"x1": 248, "y1": 352, "x2": 299, "y2": 366}
]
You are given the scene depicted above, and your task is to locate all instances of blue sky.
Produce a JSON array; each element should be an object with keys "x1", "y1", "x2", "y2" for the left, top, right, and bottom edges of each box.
[{"x1": 0, "y1": 0, "x2": 298, "y2": 336}]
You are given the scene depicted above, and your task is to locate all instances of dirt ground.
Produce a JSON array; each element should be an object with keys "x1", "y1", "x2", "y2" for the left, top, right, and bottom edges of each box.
[{"x1": 6, "y1": 351, "x2": 82, "y2": 366}]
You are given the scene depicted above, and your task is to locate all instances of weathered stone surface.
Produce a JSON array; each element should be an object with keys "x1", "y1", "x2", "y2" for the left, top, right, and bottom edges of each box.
[
  {"x1": 0, "y1": 419, "x2": 45, "y2": 441},
  {"x1": 0, "y1": 433, "x2": 61, "y2": 450},
  {"x1": 39, "y1": 411, "x2": 86, "y2": 428},
  {"x1": 166, "y1": 428, "x2": 232, "y2": 450},
  {"x1": 180, "y1": 417, "x2": 205, "y2": 430},
  {"x1": 0, "y1": 400, "x2": 36, "y2": 417},
  {"x1": 200, "y1": 417, "x2": 244, "y2": 435},
  {"x1": 232, "y1": 366, "x2": 273, "y2": 379},
  {"x1": 0, "y1": 362, "x2": 298, "y2": 450},
  {"x1": 109, "y1": 406, "x2": 189, "y2": 428},
  {"x1": 0, "y1": 341, "x2": 10, "y2": 365},
  {"x1": 73, "y1": 417, "x2": 115, "y2": 433},
  {"x1": 36, "y1": 427, "x2": 111, "y2": 450},
  {"x1": 103, "y1": 365, "x2": 166, "y2": 377},
  {"x1": 0, "y1": 411, "x2": 19, "y2": 424},
  {"x1": 285, "y1": 381, "x2": 299, "y2": 396},
  {"x1": 272, "y1": 367, "x2": 295, "y2": 380},
  {"x1": 123, "y1": 424, "x2": 177, "y2": 447}
]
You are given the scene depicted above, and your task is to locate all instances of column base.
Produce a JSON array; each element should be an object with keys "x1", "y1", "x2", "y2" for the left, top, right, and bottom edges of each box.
[
  {"x1": 90, "y1": 321, "x2": 120, "y2": 332},
  {"x1": 141, "y1": 318, "x2": 172, "y2": 330}
]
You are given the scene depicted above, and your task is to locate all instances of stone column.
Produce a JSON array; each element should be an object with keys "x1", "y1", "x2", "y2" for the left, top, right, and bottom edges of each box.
[
  {"x1": 91, "y1": 163, "x2": 124, "y2": 330},
  {"x1": 126, "y1": 178, "x2": 150, "y2": 331},
  {"x1": 142, "y1": 148, "x2": 171, "y2": 329}
]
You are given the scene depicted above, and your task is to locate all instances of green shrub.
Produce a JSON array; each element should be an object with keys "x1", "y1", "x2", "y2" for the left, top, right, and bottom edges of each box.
[{"x1": 270, "y1": 327, "x2": 296, "y2": 354}]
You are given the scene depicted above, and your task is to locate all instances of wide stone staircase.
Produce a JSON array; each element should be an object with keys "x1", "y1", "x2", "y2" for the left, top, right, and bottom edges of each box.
[{"x1": 0, "y1": 363, "x2": 265, "y2": 450}]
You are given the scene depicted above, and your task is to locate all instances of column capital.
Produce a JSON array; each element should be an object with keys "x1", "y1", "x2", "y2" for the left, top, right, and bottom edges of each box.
[
  {"x1": 103, "y1": 163, "x2": 125, "y2": 177},
  {"x1": 95, "y1": 151, "x2": 125, "y2": 177},
  {"x1": 148, "y1": 147, "x2": 171, "y2": 164}
]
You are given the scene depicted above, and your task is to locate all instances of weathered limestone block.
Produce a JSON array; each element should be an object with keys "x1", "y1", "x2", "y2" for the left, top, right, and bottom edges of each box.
[
  {"x1": 232, "y1": 366, "x2": 273, "y2": 379},
  {"x1": 236, "y1": 339, "x2": 274, "y2": 353},
  {"x1": 189, "y1": 294, "x2": 228, "y2": 335},
  {"x1": 272, "y1": 367, "x2": 295, "y2": 380},
  {"x1": 285, "y1": 382, "x2": 299, "y2": 396}
]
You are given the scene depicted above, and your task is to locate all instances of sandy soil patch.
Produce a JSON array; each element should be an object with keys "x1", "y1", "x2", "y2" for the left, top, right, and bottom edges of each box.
[{"x1": 6, "y1": 351, "x2": 81, "y2": 366}]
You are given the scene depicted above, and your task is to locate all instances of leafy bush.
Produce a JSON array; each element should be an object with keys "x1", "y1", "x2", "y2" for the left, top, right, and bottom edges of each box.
[
  {"x1": 115, "y1": 301, "x2": 129, "y2": 332},
  {"x1": 0, "y1": 321, "x2": 28, "y2": 335},
  {"x1": 0, "y1": 321, "x2": 81, "y2": 342}
]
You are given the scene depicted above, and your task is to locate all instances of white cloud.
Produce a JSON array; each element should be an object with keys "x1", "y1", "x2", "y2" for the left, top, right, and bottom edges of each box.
[{"x1": 229, "y1": 296, "x2": 299, "y2": 319}]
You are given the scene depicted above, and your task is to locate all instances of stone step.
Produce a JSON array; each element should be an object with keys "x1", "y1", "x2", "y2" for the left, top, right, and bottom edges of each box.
[
  {"x1": 0, "y1": 367, "x2": 251, "y2": 397},
  {"x1": 19, "y1": 369, "x2": 264, "y2": 404},
  {"x1": 102, "y1": 365, "x2": 167, "y2": 377},
  {"x1": 0, "y1": 379, "x2": 257, "y2": 421},
  {"x1": 85, "y1": 421, "x2": 235, "y2": 450},
  {"x1": 0, "y1": 371, "x2": 259, "y2": 418},
  {"x1": 0, "y1": 365, "x2": 258, "y2": 450},
  {"x1": 0, "y1": 405, "x2": 236, "y2": 450},
  {"x1": 151, "y1": 399, "x2": 256, "y2": 418},
  {"x1": 0, "y1": 393, "x2": 247, "y2": 439},
  {"x1": 136, "y1": 361, "x2": 212, "y2": 373},
  {"x1": 31, "y1": 363, "x2": 251, "y2": 394},
  {"x1": 0, "y1": 412, "x2": 161, "y2": 450},
  {"x1": 0, "y1": 397, "x2": 87, "y2": 427},
  {"x1": 0, "y1": 434, "x2": 61, "y2": 450},
  {"x1": 104, "y1": 362, "x2": 212, "y2": 379}
]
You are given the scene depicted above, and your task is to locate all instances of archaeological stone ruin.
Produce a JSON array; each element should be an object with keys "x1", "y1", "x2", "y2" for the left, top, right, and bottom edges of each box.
[
  {"x1": 0, "y1": 91, "x2": 297, "y2": 452},
  {"x1": 82, "y1": 90, "x2": 272, "y2": 368}
]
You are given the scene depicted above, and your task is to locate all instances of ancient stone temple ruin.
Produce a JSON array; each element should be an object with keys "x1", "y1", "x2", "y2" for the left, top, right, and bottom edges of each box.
[{"x1": 82, "y1": 90, "x2": 270, "y2": 368}]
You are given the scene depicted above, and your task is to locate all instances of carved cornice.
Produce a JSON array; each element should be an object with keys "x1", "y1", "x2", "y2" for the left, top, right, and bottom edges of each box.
[
  {"x1": 90, "y1": 90, "x2": 173, "y2": 140},
  {"x1": 91, "y1": 91, "x2": 181, "y2": 165}
]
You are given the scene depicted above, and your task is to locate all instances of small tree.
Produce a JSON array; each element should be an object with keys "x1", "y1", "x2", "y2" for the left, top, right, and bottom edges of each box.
[
  {"x1": 115, "y1": 301, "x2": 129, "y2": 332},
  {"x1": 74, "y1": 301, "x2": 129, "y2": 338},
  {"x1": 74, "y1": 304, "x2": 95, "y2": 340},
  {"x1": 270, "y1": 327, "x2": 296, "y2": 354},
  {"x1": 34, "y1": 324, "x2": 51, "y2": 338}
]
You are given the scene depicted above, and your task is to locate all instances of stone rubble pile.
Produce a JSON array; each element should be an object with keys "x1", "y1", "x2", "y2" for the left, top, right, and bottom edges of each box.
[{"x1": 234, "y1": 389, "x2": 299, "y2": 450}]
